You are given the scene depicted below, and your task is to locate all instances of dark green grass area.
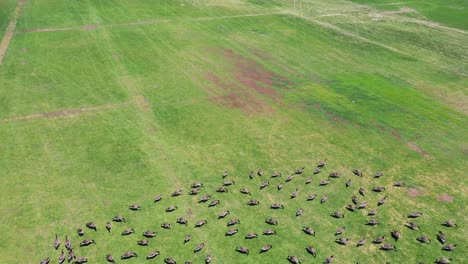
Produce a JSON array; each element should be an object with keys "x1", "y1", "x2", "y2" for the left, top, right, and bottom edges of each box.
[
  {"x1": 0, "y1": 0, "x2": 17, "y2": 35},
  {"x1": 0, "y1": 1, "x2": 466, "y2": 264},
  {"x1": 349, "y1": 0, "x2": 468, "y2": 29}
]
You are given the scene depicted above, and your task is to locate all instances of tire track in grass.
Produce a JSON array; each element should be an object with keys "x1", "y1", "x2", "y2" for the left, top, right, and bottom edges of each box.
[
  {"x1": 0, "y1": 0, "x2": 26, "y2": 65},
  {"x1": 290, "y1": 12, "x2": 409, "y2": 56}
]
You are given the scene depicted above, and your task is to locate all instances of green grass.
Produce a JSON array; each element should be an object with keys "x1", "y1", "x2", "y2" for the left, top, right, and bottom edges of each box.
[
  {"x1": 0, "y1": 0, "x2": 466, "y2": 263},
  {"x1": 0, "y1": 0, "x2": 17, "y2": 35},
  {"x1": 349, "y1": 0, "x2": 468, "y2": 30}
]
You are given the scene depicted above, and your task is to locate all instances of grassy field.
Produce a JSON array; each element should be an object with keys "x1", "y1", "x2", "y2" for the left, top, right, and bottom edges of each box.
[{"x1": 0, "y1": 0, "x2": 466, "y2": 263}]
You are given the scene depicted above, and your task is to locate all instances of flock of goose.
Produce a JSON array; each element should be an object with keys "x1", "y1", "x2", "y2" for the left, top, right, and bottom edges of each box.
[{"x1": 40, "y1": 159, "x2": 458, "y2": 264}]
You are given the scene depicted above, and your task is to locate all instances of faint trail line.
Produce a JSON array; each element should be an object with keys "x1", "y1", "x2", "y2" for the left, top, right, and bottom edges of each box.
[
  {"x1": 0, "y1": 0, "x2": 27, "y2": 65},
  {"x1": 18, "y1": 12, "x2": 286, "y2": 34},
  {"x1": 291, "y1": 12, "x2": 409, "y2": 56},
  {"x1": 0, "y1": 98, "x2": 145, "y2": 123}
]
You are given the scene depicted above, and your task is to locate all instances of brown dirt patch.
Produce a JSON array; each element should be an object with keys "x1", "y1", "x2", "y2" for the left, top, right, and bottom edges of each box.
[
  {"x1": 407, "y1": 142, "x2": 429, "y2": 158},
  {"x1": 0, "y1": 101, "x2": 133, "y2": 123},
  {"x1": 206, "y1": 72, "x2": 273, "y2": 114},
  {"x1": 81, "y1": 25, "x2": 98, "y2": 31},
  {"x1": 0, "y1": 0, "x2": 27, "y2": 64},
  {"x1": 407, "y1": 188, "x2": 424, "y2": 198},
  {"x1": 205, "y1": 48, "x2": 292, "y2": 114},
  {"x1": 436, "y1": 194, "x2": 454, "y2": 203},
  {"x1": 133, "y1": 95, "x2": 151, "y2": 111},
  {"x1": 112, "y1": 54, "x2": 119, "y2": 59},
  {"x1": 18, "y1": 27, "x2": 72, "y2": 33}
]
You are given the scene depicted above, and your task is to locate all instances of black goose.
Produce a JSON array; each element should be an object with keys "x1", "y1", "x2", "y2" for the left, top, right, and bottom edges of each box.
[
  {"x1": 257, "y1": 169, "x2": 263, "y2": 176},
  {"x1": 435, "y1": 258, "x2": 452, "y2": 264},
  {"x1": 106, "y1": 254, "x2": 116, "y2": 263},
  {"x1": 245, "y1": 232, "x2": 257, "y2": 239},
  {"x1": 58, "y1": 250, "x2": 65, "y2": 264},
  {"x1": 216, "y1": 186, "x2": 228, "y2": 193},
  {"x1": 164, "y1": 258, "x2": 176, "y2": 264},
  {"x1": 302, "y1": 226, "x2": 315, "y2": 236},
  {"x1": 306, "y1": 246, "x2": 316, "y2": 257},
  {"x1": 437, "y1": 231, "x2": 446, "y2": 244},
  {"x1": 161, "y1": 223, "x2": 171, "y2": 229},
  {"x1": 372, "y1": 236, "x2": 385, "y2": 244},
  {"x1": 184, "y1": 234, "x2": 191, "y2": 243},
  {"x1": 194, "y1": 243, "x2": 205, "y2": 252},
  {"x1": 121, "y1": 228, "x2": 134, "y2": 235},
  {"x1": 225, "y1": 229, "x2": 238, "y2": 236},
  {"x1": 249, "y1": 171, "x2": 254, "y2": 180},
  {"x1": 317, "y1": 159, "x2": 327, "y2": 168},
  {"x1": 223, "y1": 180, "x2": 235, "y2": 186},
  {"x1": 324, "y1": 255, "x2": 334, "y2": 263},
  {"x1": 191, "y1": 182, "x2": 203, "y2": 188},
  {"x1": 121, "y1": 251, "x2": 138, "y2": 259},
  {"x1": 176, "y1": 217, "x2": 188, "y2": 225},
  {"x1": 240, "y1": 188, "x2": 251, "y2": 195},
  {"x1": 205, "y1": 255, "x2": 212, "y2": 263},
  {"x1": 352, "y1": 169, "x2": 362, "y2": 176},
  {"x1": 287, "y1": 255, "x2": 301, "y2": 264},
  {"x1": 313, "y1": 168, "x2": 321, "y2": 174},
  {"x1": 166, "y1": 205, "x2": 177, "y2": 213},
  {"x1": 260, "y1": 244, "x2": 272, "y2": 253},
  {"x1": 329, "y1": 172, "x2": 340, "y2": 178},
  {"x1": 319, "y1": 179, "x2": 329, "y2": 186},
  {"x1": 208, "y1": 200, "x2": 220, "y2": 207},
  {"x1": 199, "y1": 195, "x2": 211, "y2": 203},
  {"x1": 278, "y1": 183, "x2": 284, "y2": 190},
  {"x1": 227, "y1": 218, "x2": 240, "y2": 226},
  {"x1": 73, "y1": 257, "x2": 88, "y2": 264},
  {"x1": 271, "y1": 171, "x2": 282, "y2": 178},
  {"x1": 357, "y1": 238, "x2": 366, "y2": 247},
  {"x1": 218, "y1": 210, "x2": 230, "y2": 219},
  {"x1": 335, "y1": 238, "x2": 351, "y2": 245},
  {"x1": 263, "y1": 229, "x2": 276, "y2": 235},
  {"x1": 379, "y1": 244, "x2": 397, "y2": 251},
  {"x1": 265, "y1": 218, "x2": 278, "y2": 225},
  {"x1": 270, "y1": 203, "x2": 284, "y2": 209},
  {"x1": 330, "y1": 212, "x2": 344, "y2": 218},
  {"x1": 442, "y1": 220, "x2": 457, "y2": 228},
  {"x1": 416, "y1": 236, "x2": 431, "y2": 244},
  {"x1": 128, "y1": 204, "x2": 141, "y2": 211},
  {"x1": 305, "y1": 178, "x2": 312, "y2": 184},
  {"x1": 286, "y1": 175, "x2": 294, "y2": 182},
  {"x1": 366, "y1": 219, "x2": 379, "y2": 226},
  {"x1": 346, "y1": 204, "x2": 357, "y2": 211},
  {"x1": 359, "y1": 188, "x2": 365, "y2": 196},
  {"x1": 408, "y1": 212, "x2": 423, "y2": 218},
  {"x1": 40, "y1": 258, "x2": 50, "y2": 264},
  {"x1": 393, "y1": 181, "x2": 405, "y2": 187},
  {"x1": 335, "y1": 227, "x2": 345, "y2": 235},
  {"x1": 247, "y1": 199, "x2": 259, "y2": 206},
  {"x1": 372, "y1": 187, "x2": 385, "y2": 193},
  {"x1": 259, "y1": 181, "x2": 269, "y2": 189},
  {"x1": 54, "y1": 234, "x2": 60, "y2": 250},
  {"x1": 295, "y1": 167, "x2": 305, "y2": 174},
  {"x1": 79, "y1": 239, "x2": 95, "y2": 247},
  {"x1": 112, "y1": 215, "x2": 126, "y2": 222},
  {"x1": 320, "y1": 196, "x2": 328, "y2": 204},
  {"x1": 296, "y1": 208, "x2": 304, "y2": 216},
  {"x1": 147, "y1": 251, "x2": 160, "y2": 259},
  {"x1": 194, "y1": 220, "x2": 207, "y2": 228},
  {"x1": 291, "y1": 188, "x2": 299, "y2": 199},
  {"x1": 154, "y1": 195, "x2": 163, "y2": 202},
  {"x1": 358, "y1": 201, "x2": 368, "y2": 209},
  {"x1": 188, "y1": 189, "x2": 201, "y2": 195},
  {"x1": 391, "y1": 230, "x2": 401, "y2": 241},
  {"x1": 374, "y1": 172, "x2": 384, "y2": 178},
  {"x1": 85, "y1": 222, "x2": 97, "y2": 231},
  {"x1": 346, "y1": 179, "x2": 351, "y2": 187},
  {"x1": 236, "y1": 246, "x2": 249, "y2": 255},
  {"x1": 171, "y1": 189, "x2": 183, "y2": 197},
  {"x1": 405, "y1": 222, "x2": 419, "y2": 230},
  {"x1": 67, "y1": 249, "x2": 75, "y2": 262},
  {"x1": 377, "y1": 196, "x2": 387, "y2": 206},
  {"x1": 137, "y1": 239, "x2": 149, "y2": 246},
  {"x1": 143, "y1": 230, "x2": 156, "y2": 238},
  {"x1": 442, "y1": 244, "x2": 457, "y2": 251},
  {"x1": 223, "y1": 170, "x2": 228, "y2": 178},
  {"x1": 307, "y1": 194, "x2": 318, "y2": 201},
  {"x1": 65, "y1": 236, "x2": 71, "y2": 251},
  {"x1": 106, "y1": 222, "x2": 111, "y2": 232}
]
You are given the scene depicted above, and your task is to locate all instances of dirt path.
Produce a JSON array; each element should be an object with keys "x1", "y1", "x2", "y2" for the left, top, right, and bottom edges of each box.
[
  {"x1": 0, "y1": 100, "x2": 136, "y2": 123},
  {"x1": 0, "y1": 0, "x2": 27, "y2": 64},
  {"x1": 18, "y1": 12, "x2": 286, "y2": 34},
  {"x1": 292, "y1": 12, "x2": 408, "y2": 56}
]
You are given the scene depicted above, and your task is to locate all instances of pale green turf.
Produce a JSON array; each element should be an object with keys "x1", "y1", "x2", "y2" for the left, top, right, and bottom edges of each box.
[{"x1": 0, "y1": 0, "x2": 466, "y2": 263}]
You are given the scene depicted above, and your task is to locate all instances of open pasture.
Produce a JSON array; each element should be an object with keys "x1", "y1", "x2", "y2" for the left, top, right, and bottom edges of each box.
[{"x1": 0, "y1": 0, "x2": 466, "y2": 263}]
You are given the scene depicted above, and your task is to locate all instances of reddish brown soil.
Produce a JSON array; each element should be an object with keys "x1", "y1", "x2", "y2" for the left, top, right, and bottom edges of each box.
[
  {"x1": 205, "y1": 48, "x2": 290, "y2": 114},
  {"x1": 436, "y1": 194, "x2": 454, "y2": 203},
  {"x1": 407, "y1": 142, "x2": 429, "y2": 158},
  {"x1": 407, "y1": 188, "x2": 424, "y2": 198}
]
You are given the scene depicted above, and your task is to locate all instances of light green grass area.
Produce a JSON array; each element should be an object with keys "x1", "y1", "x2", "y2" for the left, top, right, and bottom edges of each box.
[
  {"x1": 0, "y1": 0, "x2": 466, "y2": 263},
  {"x1": 349, "y1": 0, "x2": 468, "y2": 30}
]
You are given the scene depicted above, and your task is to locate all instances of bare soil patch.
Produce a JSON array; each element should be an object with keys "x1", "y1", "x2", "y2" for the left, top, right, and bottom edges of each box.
[
  {"x1": 18, "y1": 27, "x2": 72, "y2": 33},
  {"x1": 0, "y1": 101, "x2": 133, "y2": 123},
  {"x1": 436, "y1": 194, "x2": 454, "y2": 203},
  {"x1": 407, "y1": 142, "x2": 429, "y2": 158},
  {"x1": 407, "y1": 188, "x2": 424, "y2": 198},
  {"x1": 0, "y1": 0, "x2": 27, "y2": 64},
  {"x1": 81, "y1": 25, "x2": 98, "y2": 31},
  {"x1": 133, "y1": 95, "x2": 151, "y2": 111}
]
